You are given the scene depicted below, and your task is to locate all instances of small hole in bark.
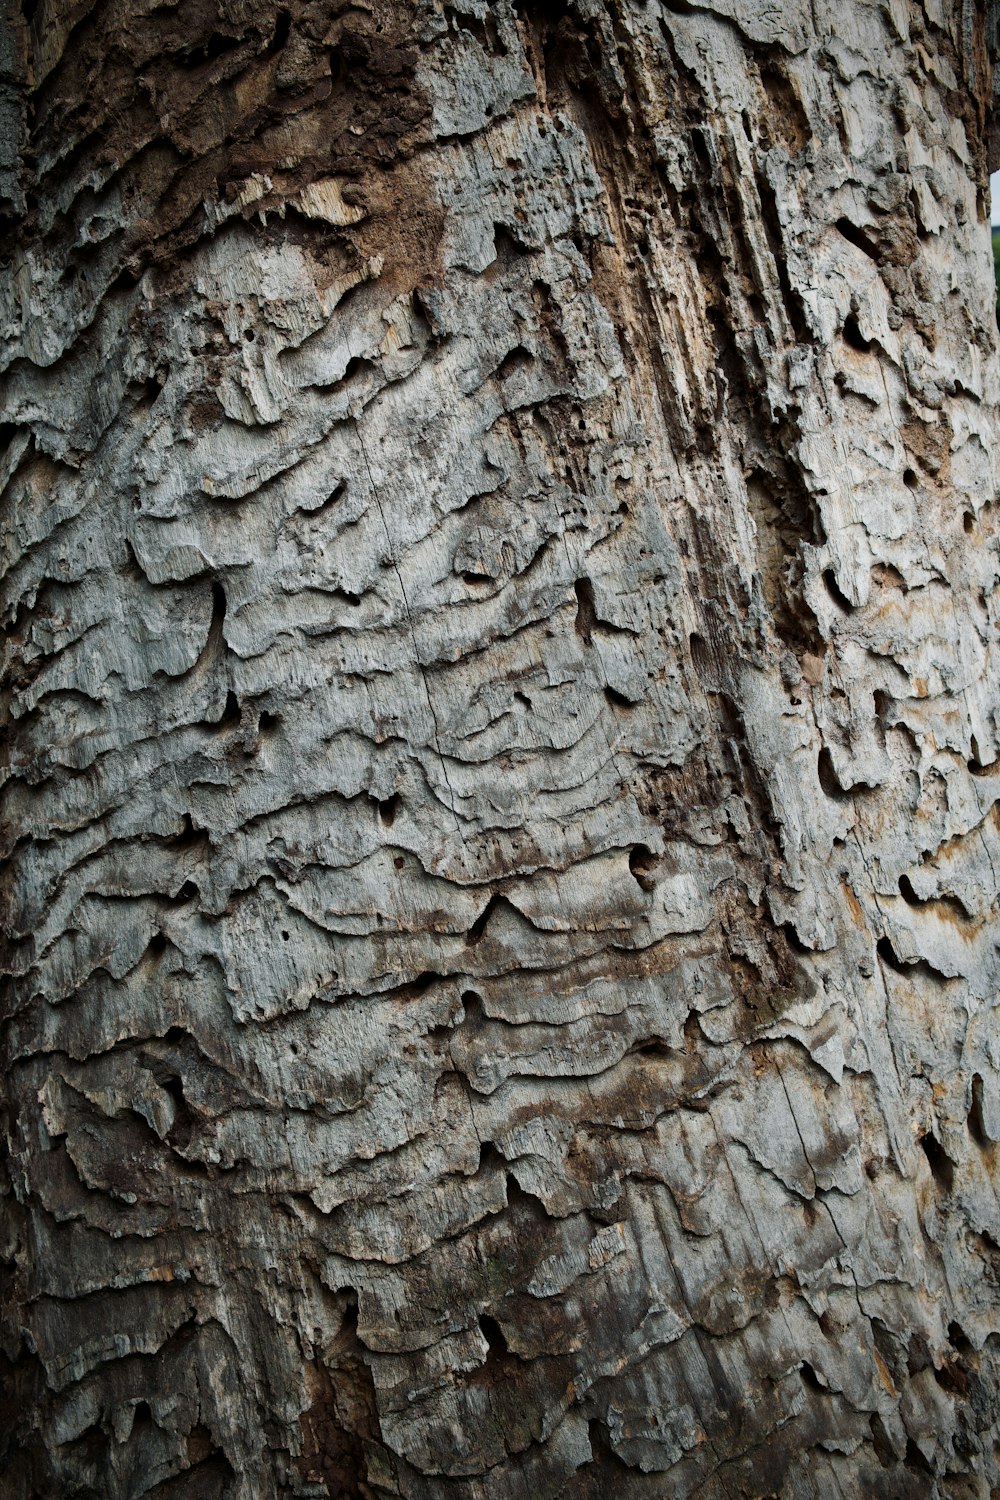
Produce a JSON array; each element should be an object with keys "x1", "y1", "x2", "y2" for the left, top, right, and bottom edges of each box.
[
  {"x1": 211, "y1": 579, "x2": 227, "y2": 622},
  {"x1": 133, "y1": 377, "x2": 160, "y2": 410},
  {"x1": 130, "y1": 1401, "x2": 155, "y2": 1439},
  {"x1": 267, "y1": 8, "x2": 291, "y2": 55},
  {"x1": 341, "y1": 1289, "x2": 359, "y2": 1331},
  {"x1": 310, "y1": 480, "x2": 346, "y2": 518},
  {"x1": 968, "y1": 1073, "x2": 991, "y2": 1149},
  {"x1": 682, "y1": 1010, "x2": 703, "y2": 1052},
  {"x1": 478, "y1": 1313, "x2": 508, "y2": 1355},
  {"x1": 173, "y1": 813, "x2": 201, "y2": 848},
  {"x1": 799, "y1": 1361, "x2": 823, "y2": 1392},
  {"x1": 781, "y1": 922, "x2": 811, "y2": 954},
  {"x1": 492, "y1": 223, "x2": 530, "y2": 263},
  {"x1": 604, "y1": 685, "x2": 634, "y2": 709},
  {"x1": 933, "y1": 1355, "x2": 969, "y2": 1397},
  {"x1": 149, "y1": 932, "x2": 167, "y2": 957},
  {"x1": 898, "y1": 874, "x2": 921, "y2": 906},
  {"x1": 904, "y1": 1438, "x2": 934, "y2": 1475},
  {"x1": 968, "y1": 736, "x2": 998, "y2": 773},
  {"x1": 217, "y1": 690, "x2": 240, "y2": 728},
  {"x1": 177, "y1": 30, "x2": 241, "y2": 67},
  {"x1": 817, "y1": 747, "x2": 848, "y2": 799},
  {"x1": 919, "y1": 1131, "x2": 954, "y2": 1194},
  {"x1": 258, "y1": 709, "x2": 280, "y2": 733},
  {"x1": 466, "y1": 896, "x2": 501, "y2": 946},
  {"x1": 822, "y1": 568, "x2": 853, "y2": 612},
  {"x1": 163, "y1": 1076, "x2": 194, "y2": 1149},
  {"x1": 875, "y1": 936, "x2": 906, "y2": 973},
  {"x1": 835, "y1": 218, "x2": 879, "y2": 261},
  {"x1": 165, "y1": 1026, "x2": 185, "y2": 1044},
  {"x1": 462, "y1": 571, "x2": 492, "y2": 586},
  {"x1": 393, "y1": 855, "x2": 405, "y2": 870},
  {"x1": 963, "y1": 510, "x2": 975, "y2": 534},
  {"x1": 178, "y1": 880, "x2": 198, "y2": 902},
  {"x1": 461, "y1": 990, "x2": 484, "y2": 1021},
  {"x1": 478, "y1": 1140, "x2": 502, "y2": 1172},
  {"x1": 281, "y1": 930, "x2": 289, "y2": 941},
  {"x1": 628, "y1": 844, "x2": 658, "y2": 891},
  {"x1": 903, "y1": 467, "x2": 918, "y2": 489},
  {"x1": 340, "y1": 355, "x2": 370, "y2": 385},
  {"x1": 574, "y1": 577, "x2": 596, "y2": 644},
  {"x1": 869, "y1": 1412, "x2": 895, "y2": 1468},
  {"x1": 496, "y1": 345, "x2": 533, "y2": 380},
  {"x1": 634, "y1": 1038, "x2": 672, "y2": 1059},
  {"x1": 378, "y1": 795, "x2": 399, "y2": 826},
  {"x1": 842, "y1": 313, "x2": 872, "y2": 352}
]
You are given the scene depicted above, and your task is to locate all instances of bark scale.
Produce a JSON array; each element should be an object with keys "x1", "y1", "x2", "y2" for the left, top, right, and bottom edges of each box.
[{"x1": 2, "y1": 1, "x2": 1000, "y2": 1497}]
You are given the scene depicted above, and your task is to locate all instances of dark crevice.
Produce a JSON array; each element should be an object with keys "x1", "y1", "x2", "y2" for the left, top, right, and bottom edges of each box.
[
  {"x1": 466, "y1": 894, "x2": 503, "y2": 946},
  {"x1": 574, "y1": 576, "x2": 597, "y2": 644},
  {"x1": 302, "y1": 480, "x2": 346, "y2": 518},
  {"x1": 754, "y1": 167, "x2": 812, "y2": 344},
  {"x1": 842, "y1": 313, "x2": 872, "y2": 353},
  {"x1": 492, "y1": 222, "x2": 532, "y2": 264},
  {"x1": 496, "y1": 344, "x2": 534, "y2": 380},
  {"x1": 822, "y1": 567, "x2": 853, "y2": 612},
  {"x1": 817, "y1": 747, "x2": 851, "y2": 800},
  {"x1": 918, "y1": 1132, "x2": 955, "y2": 1194},
  {"x1": 869, "y1": 1412, "x2": 895, "y2": 1468},
  {"x1": 215, "y1": 690, "x2": 240, "y2": 729},
  {"x1": 460, "y1": 990, "x2": 484, "y2": 1022},
  {"x1": 478, "y1": 1313, "x2": 508, "y2": 1356},
  {"x1": 968, "y1": 1073, "x2": 992, "y2": 1150},
  {"x1": 897, "y1": 873, "x2": 971, "y2": 923},
  {"x1": 628, "y1": 844, "x2": 659, "y2": 891},
  {"x1": 171, "y1": 813, "x2": 208, "y2": 850},
  {"x1": 162, "y1": 1075, "x2": 195, "y2": 1150},
  {"x1": 903, "y1": 1437, "x2": 934, "y2": 1475},
  {"x1": 477, "y1": 1140, "x2": 504, "y2": 1173},
  {"x1": 876, "y1": 936, "x2": 950, "y2": 984},
  {"x1": 377, "y1": 794, "x2": 399, "y2": 827},
  {"x1": 266, "y1": 8, "x2": 292, "y2": 57},
  {"x1": 835, "y1": 217, "x2": 880, "y2": 261},
  {"x1": 173, "y1": 31, "x2": 243, "y2": 70}
]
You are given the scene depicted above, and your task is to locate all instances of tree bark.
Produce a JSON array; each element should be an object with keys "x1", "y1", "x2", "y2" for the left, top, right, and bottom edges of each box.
[{"x1": 2, "y1": 1, "x2": 1000, "y2": 1496}]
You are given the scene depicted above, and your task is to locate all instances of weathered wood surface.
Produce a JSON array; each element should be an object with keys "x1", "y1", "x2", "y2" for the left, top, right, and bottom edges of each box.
[{"x1": 2, "y1": 1, "x2": 1000, "y2": 1496}]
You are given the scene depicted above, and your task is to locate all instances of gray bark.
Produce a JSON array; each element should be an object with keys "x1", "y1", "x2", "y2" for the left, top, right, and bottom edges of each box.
[{"x1": 2, "y1": 1, "x2": 1000, "y2": 1496}]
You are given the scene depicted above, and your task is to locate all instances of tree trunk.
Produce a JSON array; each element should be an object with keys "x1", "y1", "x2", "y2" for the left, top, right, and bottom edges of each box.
[{"x1": 2, "y1": 1, "x2": 1000, "y2": 1496}]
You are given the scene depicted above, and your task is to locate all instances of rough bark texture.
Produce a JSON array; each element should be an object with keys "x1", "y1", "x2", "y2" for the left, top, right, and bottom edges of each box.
[{"x1": 2, "y1": 1, "x2": 1000, "y2": 1496}]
